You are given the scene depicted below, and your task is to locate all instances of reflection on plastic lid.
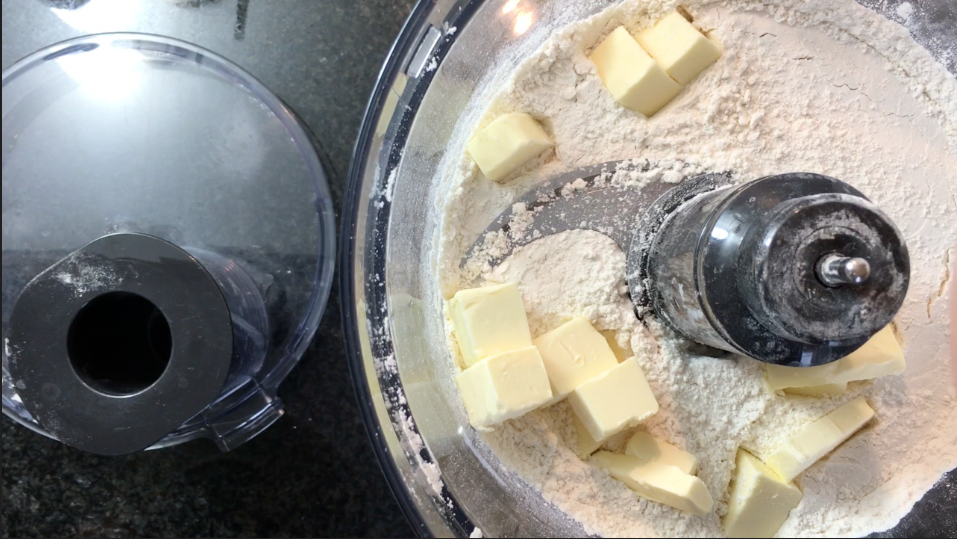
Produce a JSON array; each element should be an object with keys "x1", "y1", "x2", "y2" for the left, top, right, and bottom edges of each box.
[{"x1": 56, "y1": 47, "x2": 144, "y2": 101}]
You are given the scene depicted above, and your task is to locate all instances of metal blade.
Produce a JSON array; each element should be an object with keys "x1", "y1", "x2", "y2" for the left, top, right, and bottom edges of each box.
[{"x1": 462, "y1": 161, "x2": 680, "y2": 270}]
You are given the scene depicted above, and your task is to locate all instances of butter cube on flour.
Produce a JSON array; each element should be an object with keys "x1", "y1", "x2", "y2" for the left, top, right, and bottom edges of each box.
[
  {"x1": 534, "y1": 317, "x2": 619, "y2": 398},
  {"x1": 766, "y1": 396, "x2": 875, "y2": 482},
  {"x1": 767, "y1": 326, "x2": 905, "y2": 390},
  {"x1": 636, "y1": 12, "x2": 722, "y2": 85},
  {"x1": 723, "y1": 451, "x2": 803, "y2": 539},
  {"x1": 455, "y1": 346, "x2": 553, "y2": 429},
  {"x1": 466, "y1": 112, "x2": 553, "y2": 183},
  {"x1": 625, "y1": 432, "x2": 698, "y2": 475},
  {"x1": 450, "y1": 283, "x2": 533, "y2": 368},
  {"x1": 568, "y1": 358, "x2": 659, "y2": 442},
  {"x1": 590, "y1": 26, "x2": 684, "y2": 117},
  {"x1": 593, "y1": 452, "x2": 714, "y2": 516}
]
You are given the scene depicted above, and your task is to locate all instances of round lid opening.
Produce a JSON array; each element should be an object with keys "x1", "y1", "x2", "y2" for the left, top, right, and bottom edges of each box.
[{"x1": 68, "y1": 291, "x2": 172, "y2": 396}]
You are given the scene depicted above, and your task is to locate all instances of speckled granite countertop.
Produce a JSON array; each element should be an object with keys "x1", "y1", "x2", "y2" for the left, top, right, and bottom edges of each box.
[{"x1": 1, "y1": 1, "x2": 954, "y2": 538}]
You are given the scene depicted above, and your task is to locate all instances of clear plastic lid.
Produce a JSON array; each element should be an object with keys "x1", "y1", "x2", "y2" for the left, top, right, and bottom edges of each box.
[{"x1": 2, "y1": 33, "x2": 336, "y2": 451}]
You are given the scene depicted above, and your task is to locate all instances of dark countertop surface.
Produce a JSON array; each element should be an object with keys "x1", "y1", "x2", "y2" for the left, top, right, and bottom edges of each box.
[
  {"x1": 2, "y1": 0, "x2": 416, "y2": 537},
  {"x1": 1, "y1": 1, "x2": 955, "y2": 538}
]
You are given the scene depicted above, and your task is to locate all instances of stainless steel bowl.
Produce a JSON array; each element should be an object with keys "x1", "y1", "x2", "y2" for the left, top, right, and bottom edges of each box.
[{"x1": 341, "y1": 1, "x2": 957, "y2": 536}]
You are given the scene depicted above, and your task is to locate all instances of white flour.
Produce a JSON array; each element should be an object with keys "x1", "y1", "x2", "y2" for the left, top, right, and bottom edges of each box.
[
  {"x1": 487, "y1": 231, "x2": 637, "y2": 339},
  {"x1": 434, "y1": 0, "x2": 957, "y2": 537}
]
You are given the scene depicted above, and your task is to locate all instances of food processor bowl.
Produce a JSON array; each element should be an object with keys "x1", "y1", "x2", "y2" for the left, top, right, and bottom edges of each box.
[{"x1": 341, "y1": 0, "x2": 956, "y2": 536}]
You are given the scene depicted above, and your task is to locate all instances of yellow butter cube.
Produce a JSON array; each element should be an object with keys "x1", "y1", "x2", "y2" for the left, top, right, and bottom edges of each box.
[
  {"x1": 466, "y1": 112, "x2": 553, "y2": 183},
  {"x1": 767, "y1": 326, "x2": 905, "y2": 390},
  {"x1": 723, "y1": 451, "x2": 803, "y2": 539},
  {"x1": 625, "y1": 432, "x2": 698, "y2": 475},
  {"x1": 590, "y1": 26, "x2": 684, "y2": 117},
  {"x1": 454, "y1": 346, "x2": 553, "y2": 429},
  {"x1": 766, "y1": 396, "x2": 875, "y2": 482},
  {"x1": 568, "y1": 358, "x2": 659, "y2": 442},
  {"x1": 593, "y1": 452, "x2": 714, "y2": 516},
  {"x1": 450, "y1": 283, "x2": 533, "y2": 368},
  {"x1": 572, "y1": 411, "x2": 603, "y2": 459},
  {"x1": 534, "y1": 317, "x2": 619, "y2": 398},
  {"x1": 636, "y1": 12, "x2": 722, "y2": 85}
]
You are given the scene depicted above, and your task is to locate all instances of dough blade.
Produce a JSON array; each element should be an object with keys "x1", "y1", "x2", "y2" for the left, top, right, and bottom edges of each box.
[{"x1": 462, "y1": 161, "x2": 728, "y2": 270}]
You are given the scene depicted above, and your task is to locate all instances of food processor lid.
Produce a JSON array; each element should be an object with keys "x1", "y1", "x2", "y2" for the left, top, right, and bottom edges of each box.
[{"x1": 2, "y1": 33, "x2": 337, "y2": 452}]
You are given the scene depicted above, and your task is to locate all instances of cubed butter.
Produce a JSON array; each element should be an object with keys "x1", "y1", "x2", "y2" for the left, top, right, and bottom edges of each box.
[
  {"x1": 723, "y1": 450, "x2": 803, "y2": 539},
  {"x1": 784, "y1": 382, "x2": 848, "y2": 397},
  {"x1": 572, "y1": 411, "x2": 603, "y2": 459},
  {"x1": 601, "y1": 330, "x2": 632, "y2": 362},
  {"x1": 450, "y1": 283, "x2": 533, "y2": 368},
  {"x1": 636, "y1": 12, "x2": 722, "y2": 85},
  {"x1": 454, "y1": 346, "x2": 553, "y2": 429},
  {"x1": 766, "y1": 396, "x2": 875, "y2": 482},
  {"x1": 534, "y1": 317, "x2": 619, "y2": 398},
  {"x1": 466, "y1": 112, "x2": 553, "y2": 183},
  {"x1": 767, "y1": 326, "x2": 905, "y2": 390},
  {"x1": 625, "y1": 432, "x2": 698, "y2": 475},
  {"x1": 590, "y1": 26, "x2": 684, "y2": 117},
  {"x1": 568, "y1": 357, "x2": 659, "y2": 442},
  {"x1": 593, "y1": 452, "x2": 714, "y2": 516}
]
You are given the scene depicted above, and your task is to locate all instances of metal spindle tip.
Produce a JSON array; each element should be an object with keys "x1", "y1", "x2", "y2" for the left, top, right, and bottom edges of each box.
[
  {"x1": 818, "y1": 254, "x2": 871, "y2": 287},
  {"x1": 843, "y1": 257, "x2": 871, "y2": 284}
]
